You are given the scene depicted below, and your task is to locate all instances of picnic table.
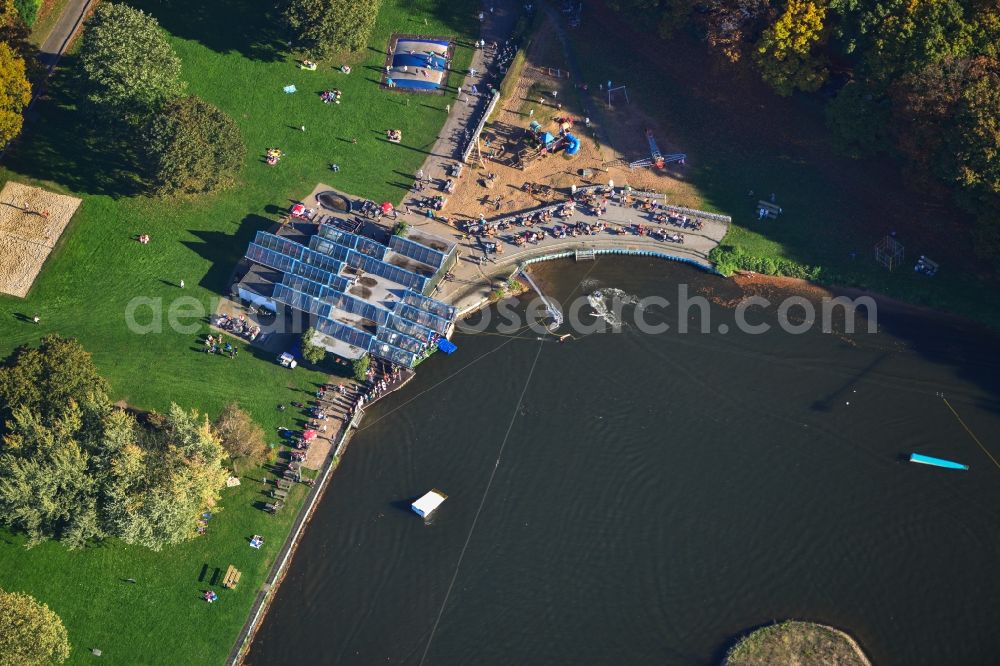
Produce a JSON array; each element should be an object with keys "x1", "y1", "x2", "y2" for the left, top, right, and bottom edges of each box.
[{"x1": 222, "y1": 565, "x2": 242, "y2": 589}]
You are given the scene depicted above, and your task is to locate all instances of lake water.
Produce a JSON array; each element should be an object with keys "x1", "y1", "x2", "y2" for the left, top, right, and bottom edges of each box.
[{"x1": 247, "y1": 259, "x2": 1000, "y2": 665}]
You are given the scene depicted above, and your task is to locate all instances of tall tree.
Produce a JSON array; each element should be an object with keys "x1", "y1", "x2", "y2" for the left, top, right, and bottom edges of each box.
[
  {"x1": 754, "y1": 0, "x2": 829, "y2": 95},
  {"x1": 283, "y1": 0, "x2": 382, "y2": 56},
  {"x1": 1, "y1": 0, "x2": 41, "y2": 81},
  {"x1": 946, "y1": 70, "x2": 1000, "y2": 192},
  {"x1": 0, "y1": 589, "x2": 70, "y2": 665},
  {"x1": 0, "y1": 405, "x2": 99, "y2": 548},
  {"x1": 704, "y1": 0, "x2": 775, "y2": 61},
  {"x1": 889, "y1": 56, "x2": 972, "y2": 173},
  {"x1": 213, "y1": 402, "x2": 267, "y2": 466},
  {"x1": 0, "y1": 335, "x2": 110, "y2": 430},
  {"x1": 0, "y1": 42, "x2": 30, "y2": 146},
  {"x1": 0, "y1": 339, "x2": 228, "y2": 550},
  {"x1": 300, "y1": 326, "x2": 327, "y2": 364},
  {"x1": 855, "y1": 0, "x2": 972, "y2": 82},
  {"x1": 142, "y1": 96, "x2": 245, "y2": 196},
  {"x1": 826, "y1": 80, "x2": 892, "y2": 157},
  {"x1": 77, "y1": 2, "x2": 184, "y2": 122}
]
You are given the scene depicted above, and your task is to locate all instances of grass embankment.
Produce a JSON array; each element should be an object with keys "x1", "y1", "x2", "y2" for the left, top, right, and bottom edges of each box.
[
  {"x1": 491, "y1": 10, "x2": 542, "y2": 119},
  {"x1": 0, "y1": 0, "x2": 476, "y2": 662},
  {"x1": 562, "y1": 4, "x2": 1000, "y2": 327},
  {"x1": 726, "y1": 621, "x2": 871, "y2": 666}
]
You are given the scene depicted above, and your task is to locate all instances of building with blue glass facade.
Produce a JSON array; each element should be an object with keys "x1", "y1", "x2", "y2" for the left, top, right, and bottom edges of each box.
[{"x1": 236, "y1": 215, "x2": 458, "y2": 368}]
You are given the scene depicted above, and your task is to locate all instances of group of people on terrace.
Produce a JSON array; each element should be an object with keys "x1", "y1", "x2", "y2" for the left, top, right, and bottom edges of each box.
[{"x1": 457, "y1": 185, "x2": 703, "y2": 256}]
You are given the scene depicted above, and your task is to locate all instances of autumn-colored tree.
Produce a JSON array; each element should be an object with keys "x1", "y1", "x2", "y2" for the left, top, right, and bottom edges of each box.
[
  {"x1": 754, "y1": 0, "x2": 829, "y2": 95},
  {"x1": 946, "y1": 70, "x2": 1000, "y2": 193},
  {"x1": 704, "y1": 0, "x2": 775, "y2": 61},
  {"x1": 0, "y1": 0, "x2": 40, "y2": 81},
  {"x1": 0, "y1": 41, "x2": 30, "y2": 146},
  {"x1": 0, "y1": 589, "x2": 70, "y2": 665},
  {"x1": 889, "y1": 56, "x2": 972, "y2": 172},
  {"x1": 213, "y1": 402, "x2": 267, "y2": 466}
]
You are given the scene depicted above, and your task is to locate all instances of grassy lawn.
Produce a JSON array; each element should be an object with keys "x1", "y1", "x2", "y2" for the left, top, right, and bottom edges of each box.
[
  {"x1": 562, "y1": 5, "x2": 1000, "y2": 327},
  {"x1": 0, "y1": 0, "x2": 476, "y2": 663},
  {"x1": 726, "y1": 621, "x2": 870, "y2": 666}
]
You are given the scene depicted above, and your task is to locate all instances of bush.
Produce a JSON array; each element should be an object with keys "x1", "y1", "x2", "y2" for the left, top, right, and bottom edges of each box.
[
  {"x1": 301, "y1": 327, "x2": 327, "y2": 364},
  {"x1": 393, "y1": 221, "x2": 409, "y2": 237},
  {"x1": 709, "y1": 245, "x2": 821, "y2": 280},
  {"x1": 13, "y1": 0, "x2": 38, "y2": 26},
  {"x1": 352, "y1": 354, "x2": 370, "y2": 382},
  {"x1": 0, "y1": 589, "x2": 70, "y2": 664},
  {"x1": 142, "y1": 96, "x2": 245, "y2": 196}
]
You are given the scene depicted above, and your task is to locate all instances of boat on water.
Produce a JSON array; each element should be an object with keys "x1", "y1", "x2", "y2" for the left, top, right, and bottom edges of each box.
[
  {"x1": 909, "y1": 453, "x2": 969, "y2": 470},
  {"x1": 411, "y1": 489, "x2": 448, "y2": 518}
]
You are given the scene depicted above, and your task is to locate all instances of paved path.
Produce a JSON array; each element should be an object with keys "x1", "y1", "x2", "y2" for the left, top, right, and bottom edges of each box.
[
  {"x1": 395, "y1": 1, "x2": 521, "y2": 217},
  {"x1": 38, "y1": 0, "x2": 94, "y2": 73},
  {"x1": 429, "y1": 191, "x2": 729, "y2": 314}
]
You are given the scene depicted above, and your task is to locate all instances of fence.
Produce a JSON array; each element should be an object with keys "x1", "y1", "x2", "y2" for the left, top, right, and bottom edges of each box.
[{"x1": 461, "y1": 90, "x2": 501, "y2": 163}]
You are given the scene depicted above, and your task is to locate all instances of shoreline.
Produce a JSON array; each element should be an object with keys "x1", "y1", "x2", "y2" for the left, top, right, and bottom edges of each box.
[
  {"x1": 227, "y1": 413, "x2": 358, "y2": 665},
  {"x1": 726, "y1": 621, "x2": 872, "y2": 666},
  {"x1": 229, "y1": 252, "x2": 984, "y2": 664}
]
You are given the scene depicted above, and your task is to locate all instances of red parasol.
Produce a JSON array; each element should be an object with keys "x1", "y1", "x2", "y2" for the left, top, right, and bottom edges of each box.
[
  {"x1": 302, "y1": 429, "x2": 318, "y2": 441},
  {"x1": 380, "y1": 202, "x2": 394, "y2": 214}
]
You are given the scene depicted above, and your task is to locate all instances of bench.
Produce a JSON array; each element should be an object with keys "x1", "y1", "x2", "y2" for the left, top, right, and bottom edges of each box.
[
  {"x1": 756, "y1": 201, "x2": 783, "y2": 220},
  {"x1": 222, "y1": 565, "x2": 241, "y2": 589}
]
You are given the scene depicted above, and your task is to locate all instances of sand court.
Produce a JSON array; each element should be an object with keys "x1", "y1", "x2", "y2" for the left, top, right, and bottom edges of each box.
[{"x1": 0, "y1": 182, "x2": 81, "y2": 297}]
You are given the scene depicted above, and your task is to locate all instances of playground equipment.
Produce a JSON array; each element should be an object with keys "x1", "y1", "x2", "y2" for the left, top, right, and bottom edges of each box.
[
  {"x1": 875, "y1": 235, "x2": 905, "y2": 271},
  {"x1": 602, "y1": 130, "x2": 685, "y2": 171},
  {"x1": 515, "y1": 121, "x2": 580, "y2": 169}
]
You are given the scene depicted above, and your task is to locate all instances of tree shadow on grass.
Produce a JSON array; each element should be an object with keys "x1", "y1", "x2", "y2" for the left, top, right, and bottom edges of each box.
[
  {"x1": 5, "y1": 58, "x2": 143, "y2": 198},
  {"x1": 182, "y1": 213, "x2": 276, "y2": 292},
  {"x1": 128, "y1": 0, "x2": 287, "y2": 62}
]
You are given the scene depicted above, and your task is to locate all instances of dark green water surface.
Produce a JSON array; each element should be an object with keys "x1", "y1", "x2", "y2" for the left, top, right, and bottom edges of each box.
[{"x1": 248, "y1": 259, "x2": 1000, "y2": 665}]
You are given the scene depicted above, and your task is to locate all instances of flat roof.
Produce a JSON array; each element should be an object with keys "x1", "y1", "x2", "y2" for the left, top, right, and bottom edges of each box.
[
  {"x1": 237, "y1": 262, "x2": 281, "y2": 299},
  {"x1": 311, "y1": 330, "x2": 366, "y2": 360},
  {"x1": 405, "y1": 227, "x2": 456, "y2": 254}
]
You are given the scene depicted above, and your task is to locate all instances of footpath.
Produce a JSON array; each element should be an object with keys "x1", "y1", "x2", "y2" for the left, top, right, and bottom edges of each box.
[
  {"x1": 395, "y1": 1, "x2": 521, "y2": 222},
  {"x1": 38, "y1": 0, "x2": 94, "y2": 73}
]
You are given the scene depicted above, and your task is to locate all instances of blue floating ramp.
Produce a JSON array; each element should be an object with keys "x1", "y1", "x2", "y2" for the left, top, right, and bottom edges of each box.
[
  {"x1": 437, "y1": 339, "x2": 457, "y2": 355},
  {"x1": 909, "y1": 453, "x2": 969, "y2": 470}
]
